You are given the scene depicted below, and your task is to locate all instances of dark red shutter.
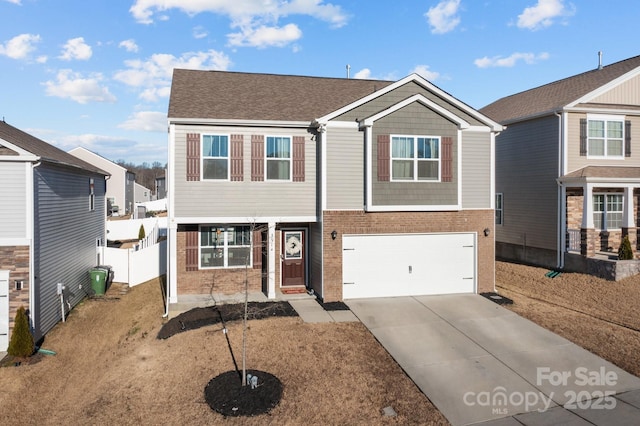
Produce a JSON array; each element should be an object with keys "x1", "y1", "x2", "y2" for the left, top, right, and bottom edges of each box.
[
  {"x1": 185, "y1": 226, "x2": 199, "y2": 271},
  {"x1": 580, "y1": 118, "x2": 587, "y2": 156},
  {"x1": 253, "y1": 230, "x2": 262, "y2": 270},
  {"x1": 292, "y1": 136, "x2": 305, "y2": 182},
  {"x1": 251, "y1": 135, "x2": 264, "y2": 181},
  {"x1": 186, "y1": 133, "x2": 200, "y2": 181},
  {"x1": 377, "y1": 134, "x2": 390, "y2": 181},
  {"x1": 441, "y1": 136, "x2": 453, "y2": 182},
  {"x1": 625, "y1": 120, "x2": 631, "y2": 157},
  {"x1": 230, "y1": 134, "x2": 244, "y2": 181}
]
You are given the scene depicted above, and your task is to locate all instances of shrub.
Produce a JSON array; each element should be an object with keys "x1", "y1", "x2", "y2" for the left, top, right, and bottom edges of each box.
[
  {"x1": 7, "y1": 306, "x2": 34, "y2": 358},
  {"x1": 618, "y1": 235, "x2": 634, "y2": 260},
  {"x1": 138, "y1": 224, "x2": 146, "y2": 240}
]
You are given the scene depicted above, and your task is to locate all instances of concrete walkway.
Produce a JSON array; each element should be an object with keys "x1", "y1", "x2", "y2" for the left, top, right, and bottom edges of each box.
[
  {"x1": 288, "y1": 299, "x2": 358, "y2": 323},
  {"x1": 347, "y1": 294, "x2": 640, "y2": 426}
]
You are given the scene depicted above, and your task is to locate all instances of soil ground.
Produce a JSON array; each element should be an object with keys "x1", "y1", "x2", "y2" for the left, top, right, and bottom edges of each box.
[{"x1": 1, "y1": 261, "x2": 639, "y2": 425}]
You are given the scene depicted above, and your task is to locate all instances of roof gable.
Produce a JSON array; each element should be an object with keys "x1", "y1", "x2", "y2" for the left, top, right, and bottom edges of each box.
[
  {"x1": 0, "y1": 121, "x2": 108, "y2": 175},
  {"x1": 480, "y1": 55, "x2": 640, "y2": 124}
]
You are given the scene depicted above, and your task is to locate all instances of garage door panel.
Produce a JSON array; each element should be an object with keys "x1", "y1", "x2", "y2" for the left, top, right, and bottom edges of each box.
[{"x1": 343, "y1": 233, "x2": 476, "y2": 299}]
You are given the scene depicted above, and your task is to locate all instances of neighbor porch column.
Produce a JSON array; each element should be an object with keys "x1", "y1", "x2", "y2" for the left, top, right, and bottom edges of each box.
[
  {"x1": 267, "y1": 222, "x2": 276, "y2": 299},
  {"x1": 622, "y1": 186, "x2": 637, "y2": 252},
  {"x1": 581, "y1": 183, "x2": 595, "y2": 257}
]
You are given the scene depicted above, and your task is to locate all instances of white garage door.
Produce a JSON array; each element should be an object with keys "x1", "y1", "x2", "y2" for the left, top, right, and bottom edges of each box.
[{"x1": 342, "y1": 233, "x2": 476, "y2": 299}]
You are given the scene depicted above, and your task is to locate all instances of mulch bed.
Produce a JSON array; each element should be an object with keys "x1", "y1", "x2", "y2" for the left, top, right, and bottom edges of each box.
[
  {"x1": 316, "y1": 300, "x2": 350, "y2": 311},
  {"x1": 204, "y1": 369, "x2": 283, "y2": 417},
  {"x1": 157, "y1": 301, "x2": 298, "y2": 340},
  {"x1": 480, "y1": 292, "x2": 514, "y2": 305}
]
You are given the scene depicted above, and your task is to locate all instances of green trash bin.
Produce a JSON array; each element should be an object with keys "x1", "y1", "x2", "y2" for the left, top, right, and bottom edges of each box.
[{"x1": 90, "y1": 268, "x2": 107, "y2": 295}]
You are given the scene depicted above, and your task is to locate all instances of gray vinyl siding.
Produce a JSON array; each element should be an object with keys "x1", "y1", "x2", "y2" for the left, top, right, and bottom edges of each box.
[
  {"x1": 567, "y1": 113, "x2": 640, "y2": 171},
  {"x1": 335, "y1": 81, "x2": 485, "y2": 127},
  {"x1": 33, "y1": 164, "x2": 106, "y2": 340},
  {"x1": 0, "y1": 162, "x2": 28, "y2": 238},
  {"x1": 173, "y1": 125, "x2": 316, "y2": 219},
  {"x1": 495, "y1": 115, "x2": 559, "y2": 251},
  {"x1": 372, "y1": 102, "x2": 458, "y2": 206},
  {"x1": 461, "y1": 131, "x2": 492, "y2": 209},
  {"x1": 325, "y1": 126, "x2": 363, "y2": 210}
]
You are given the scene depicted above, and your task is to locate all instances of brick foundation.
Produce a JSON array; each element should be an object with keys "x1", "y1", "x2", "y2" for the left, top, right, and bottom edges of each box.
[{"x1": 321, "y1": 209, "x2": 495, "y2": 302}]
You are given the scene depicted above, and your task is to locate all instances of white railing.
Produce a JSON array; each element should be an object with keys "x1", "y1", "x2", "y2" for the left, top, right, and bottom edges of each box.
[{"x1": 567, "y1": 229, "x2": 581, "y2": 252}]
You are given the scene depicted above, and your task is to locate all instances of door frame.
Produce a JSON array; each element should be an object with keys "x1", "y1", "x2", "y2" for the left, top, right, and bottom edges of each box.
[{"x1": 280, "y1": 227, "x2": 308, "y2": 288}]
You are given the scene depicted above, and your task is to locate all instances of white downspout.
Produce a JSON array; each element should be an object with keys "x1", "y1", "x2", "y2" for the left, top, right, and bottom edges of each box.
[{"x1": 556, "y1": 111, "x2": 566, "y2": 269}]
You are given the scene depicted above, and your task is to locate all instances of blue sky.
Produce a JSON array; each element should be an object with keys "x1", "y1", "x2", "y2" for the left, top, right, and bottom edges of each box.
[{"x1": 1, "y1": 0, "x2": 639, "y2": 165}]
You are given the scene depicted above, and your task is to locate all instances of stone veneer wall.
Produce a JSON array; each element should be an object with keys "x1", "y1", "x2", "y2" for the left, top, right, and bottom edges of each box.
[
  {"x1": 321, "y1": 209, "x2": 495, "y2": 302},
  {"x1": 0, "y1": 246, "x2": 30, "y2": 338}
]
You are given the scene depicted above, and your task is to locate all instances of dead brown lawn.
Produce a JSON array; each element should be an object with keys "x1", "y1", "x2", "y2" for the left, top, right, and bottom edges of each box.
[
  {"x1": 2, "y1": 261, "x2": 639, "y2": 425},
  {"x1": 0, "y1": 280, "x2": 446, "y2": 425}
]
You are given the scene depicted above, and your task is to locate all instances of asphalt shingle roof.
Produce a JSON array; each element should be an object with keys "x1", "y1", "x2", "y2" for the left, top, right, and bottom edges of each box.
[
  {"x1": 0, "y1": 120, "x2": 108, "y2": 175},
  {"x1": 563, "y1": 166, "x2": 640, "y2": 179},
  {"x1": 168, "y1": 69, "x2": 394, "y2": 122},
  {"x1": 480, "y1": 55, "x2": 640, "y2": 124}
]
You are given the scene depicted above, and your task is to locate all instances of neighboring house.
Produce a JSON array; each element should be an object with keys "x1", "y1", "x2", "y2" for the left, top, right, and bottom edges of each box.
[
  {"x1": 0, "y1": 121, "x2": 108, "y2": 351},
  {"x1": 154, "y1": 173, "x2": 166, "y2": 200},
  {"x1": 167, "y1": 70, "x2": 502, "y2": 305},
  {"x1": 481, "y1": 55, "x2": 640, "y2": 277},
  {"x1": 69, "y1": 146, "x2": 135, "y2": 216},
  {"x1": 134, "y1": 182, "x2": 152, "y2": 203}
]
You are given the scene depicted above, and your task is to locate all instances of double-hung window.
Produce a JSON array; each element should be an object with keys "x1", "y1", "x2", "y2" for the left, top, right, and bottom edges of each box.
[
  {"x1": 266, "y1": 136, "x2": 291, "y2": 180},
  {"x1": 391, "y1": 135, "x2": 440, "y2": 181},
  {"x1": 495, "y1": 193, "x2": 503, "y2": 225},
  {"x1": 593, "y1": 194, "x2": 623, "y2": 230},
  {"x1": 587, "y1": 115, "x2": 624, "y2": 158},
  {"x1": 200, "y1": 225, "x2": 251, "y2": 268},
  {"x1": 202, "y1": 135, "x2": 229, "y2": 179}
]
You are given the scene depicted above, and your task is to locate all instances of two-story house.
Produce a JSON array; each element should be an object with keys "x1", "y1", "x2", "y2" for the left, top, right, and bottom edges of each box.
[
  {"x1": 166, "y1": 70, "x2": 502, "y2": 306},
  {"x1": 69, "y1": 147, "x2": 135, "y2": 216},
  {"x1": 481, "y1": 55, "x2": 640, "y2": 278},
  {"x1": 0, "y1": 121, "x2": 108, "y2": 351}
]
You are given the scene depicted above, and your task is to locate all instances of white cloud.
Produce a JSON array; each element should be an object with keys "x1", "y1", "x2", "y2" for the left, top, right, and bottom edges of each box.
[
  {"x1": 113, "y1": 49, "x2": 231, "y2": 101},
  {"x1": 129, "y1": 0, "x2": 348, "y2": 48},
  {"x1": 425, "y1": 0, "x2": 461, "y2": 34},
  {"x1": 119, "y1": 39, "x2": 139, "y2": 53},
  {"x1": 0, "y1": 33, "x2": 41, "y2": 59},
  {"x1": 517, "y1": 0, "x2": 575, "y2": 30},
  {"x1": 43, "y1": 69, "x2": 116, "y2": 104},
  {"x1": 192, "y1": 26, "x2": 208, "y2": 39},
  {"x1": 410, "y1": 65, "x2": 440, "y2": 81},
  {"x1": 3, "y1": 0, "x2": 21, "y2": 4},
  {"x1": 119, "y1": 111, "x2": 167, "y2": 132},
  {"x1": 59, "y1": 37, "x2": 92, "y2": 61},
  {"x1": 474, "y1": 52, "x2": 550, "y2": 68},
  {"x1": 228, "y1": 23, "x2": 302, "y2": 48},
  {"x1": 353, "y1": 68, "x2": 371, "y2": 79}
]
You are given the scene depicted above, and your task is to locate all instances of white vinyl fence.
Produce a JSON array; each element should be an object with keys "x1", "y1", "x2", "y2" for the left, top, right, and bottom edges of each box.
[{"x1": 104, "y1": 217, "x2": 167, "y2": 286}]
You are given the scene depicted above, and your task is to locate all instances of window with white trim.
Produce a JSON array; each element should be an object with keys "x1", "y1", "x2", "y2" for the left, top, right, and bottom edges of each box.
[
  {"x1": 202, "y1": 135, "x2": 229, "y2": 180},
  {"x1": 391, "y1": 135, "x2": 440, "y2": 181},
  {"x1": 495, "y1": 193, "x2": 503, "y2": 225},
  {"x1": 266, "y1": 136, "x2": 291, "y2": 180},
  {"x1": 588, "y1": 115, "x2": 624, "y2": 158},
  {"x1": 593, "y1": 193, "x2": 623, "y2": 230},
  {"x1": 200, "y1": 225, "x2": 251, "y2": 268}
]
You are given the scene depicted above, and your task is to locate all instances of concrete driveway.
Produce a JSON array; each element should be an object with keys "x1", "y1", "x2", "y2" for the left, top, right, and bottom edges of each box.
[{"x1": 347, "y1": 294, "x2": 640, "y2": 425}]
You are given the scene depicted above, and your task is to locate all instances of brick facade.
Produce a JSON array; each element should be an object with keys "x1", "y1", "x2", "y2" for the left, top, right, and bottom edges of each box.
[
  {"x1": 321, "y1": 209, "x2": 495, "y2": 302},
  {"x1": 0, "y1": 246, "x2": 31, "y2": 338}
]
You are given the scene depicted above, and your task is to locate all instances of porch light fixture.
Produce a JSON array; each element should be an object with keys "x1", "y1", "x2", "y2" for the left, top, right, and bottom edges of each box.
[
  {"x1": 484, "y1": 228, "x2": 491, "y2": 237},
  {"x1": 331, "y1": 230, "x2": 338, "y2": 240}
]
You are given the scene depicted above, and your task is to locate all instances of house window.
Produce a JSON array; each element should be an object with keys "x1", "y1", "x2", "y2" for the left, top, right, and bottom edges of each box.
[
  {"x1": 202, "y1": 135, "x2": 229, "y2": 179},
  {"x1": 588, "y1": 116, "x2": 624, "y2": 158},
  {"x1": 495, "y1": 193, "x2": 503, "y2": 225},
  {"x1": 200, "y1": 225, "x2": 251, "y2": 268},
  {"x1": 391, "y1": 135, "x2": 440, "y2": 181},
  {"x1": 266, "y1": 136, "x2": 291, "y2": 180},
  {"x1": 89, "y1": 178, "x2": 95, "y2": 211},
  {"x1": 593, "y1": 194, "x2": 623, "y2": 230}
]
